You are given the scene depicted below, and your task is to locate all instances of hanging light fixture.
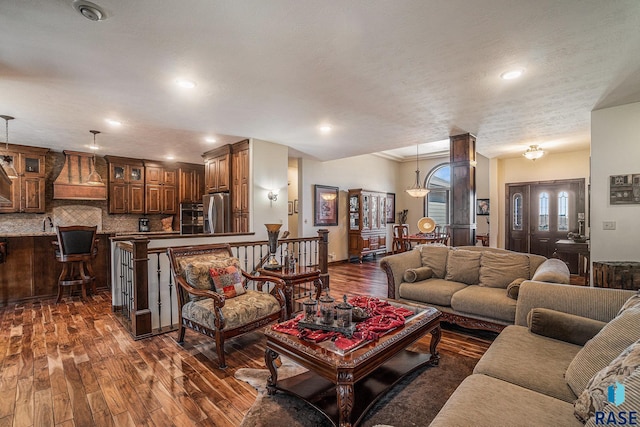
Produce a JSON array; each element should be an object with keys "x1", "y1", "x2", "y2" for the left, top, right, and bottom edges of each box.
[
  {"x1": 405, "y1": 144, "x2": 429, "y2": 198},
  {"x1": 0, "y1": 115, "x2": 18, "y2": 179},
  {"x1": 523, "y1": 145, "x2": 544, "y2": 161},
  {"x1": 86, "y1": 130, "x2": 104, "y2": 185}
]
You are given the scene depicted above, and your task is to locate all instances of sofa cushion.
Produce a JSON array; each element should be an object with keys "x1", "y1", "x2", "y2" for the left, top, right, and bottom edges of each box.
[
  {"x1": 528, "y1": 308, "x2": 606, "y2": 346},
  {"x1": 402, "y1": 266, "x2": 433, "y2": 283},
  {"x1": 399, "y1": 278, "x2": 467, "y2": 307},
  {"x1": 565, "y1": 297, "x2": 640, "y2": 396},
  {"x1": 531, "y1": 258, "x2": 571, "y2": 284},
  {"x1": 474, "y1": 325, "x2": 581, "y2": 402},
  {"x1": 479, "y1": 251, "x2": 530, "y2": 288},
  {"x1": 181, "y1": 290, "x2": 281, "y2": 330},
  {"x1": 528, "y1": 253, "x2": 548, "y2": 278},
  {"x1": 419, "y1": 245, "x2": 449, "y2": 279},
  {"x1": 574, "y1": 339, "x2": 640, "y2": 423},
  {"x1": 429, "y1": 374, "x2": 583, "y2": 427},
  {"x1": 451, "y1": 285, "x2": 516, "y2": 323},
  {"x1": 445, "y1": 249, "x2": 481, "y2": 285},
  {"x1": 209, "y1": 265, "x2": 246, "y2": 298},
  {"x1": 507, "y1": 278, "x2": 526, "y2": 299}
]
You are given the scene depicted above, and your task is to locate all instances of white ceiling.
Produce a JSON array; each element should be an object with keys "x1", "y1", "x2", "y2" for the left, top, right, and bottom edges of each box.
[{"x1": 1, "y1": 0, "x2": 640, "y2": 164}]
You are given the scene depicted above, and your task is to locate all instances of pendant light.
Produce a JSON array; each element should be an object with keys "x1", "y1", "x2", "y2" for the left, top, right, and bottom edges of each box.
[
  {"x1": 0, "y1": 115, "x2": 19, "y2": 179},
  {"x1": 405, "y1": 144, "x2": 429, "y2": 198},
  {"x1": 86, "y1": 130, "x2": 104, "y2": 185}
]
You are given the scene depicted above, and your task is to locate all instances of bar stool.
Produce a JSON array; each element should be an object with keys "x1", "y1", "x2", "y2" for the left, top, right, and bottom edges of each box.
[{"x1": 53, "y1": 225, "x2": 98, "y2": 303}]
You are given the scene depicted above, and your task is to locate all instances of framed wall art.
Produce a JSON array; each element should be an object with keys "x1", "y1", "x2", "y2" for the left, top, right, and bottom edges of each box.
[
  {"x1": 314, "y1": 185, "x2": 339, "y2": 226},
  {"x1": 477, "y1": 199, "x2": 490, "y2": 215},
  {"x1": 386, "y1": 193, "x2": 396, "y2": 223}
]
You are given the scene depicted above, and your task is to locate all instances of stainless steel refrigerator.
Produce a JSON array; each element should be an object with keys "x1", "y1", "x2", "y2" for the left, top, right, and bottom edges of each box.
[{"x1": 203, "y1": 192, "x2": 231, "y2": 233}]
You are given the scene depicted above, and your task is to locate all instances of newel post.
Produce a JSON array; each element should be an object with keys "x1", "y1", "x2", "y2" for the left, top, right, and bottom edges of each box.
[
  {"x1": 317, "y1": 229, "x2": 330, "y2": 290},
  {"x1": 131, "y1": 237, "x2": 152, "y2": 339}
]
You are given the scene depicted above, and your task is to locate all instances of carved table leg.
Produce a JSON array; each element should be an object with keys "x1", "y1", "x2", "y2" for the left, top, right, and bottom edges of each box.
[
  {"x1": 265, "y1": 348, "x2": 279, "y2": 395},
  {"x1": 337, "y1": 371, "x2": 354, "y2": 427},
  {"x1": 429, "y1": 324, "x2": 442, "y2": 366}
]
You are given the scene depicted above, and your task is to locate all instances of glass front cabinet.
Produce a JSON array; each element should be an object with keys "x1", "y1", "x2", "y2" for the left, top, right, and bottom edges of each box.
[
  {"x1": 0, "y1": 145, "x2": 48, "y2": 213},
  {"x1": 347, "y1": 189, "x2": 387, "y2": 262}
]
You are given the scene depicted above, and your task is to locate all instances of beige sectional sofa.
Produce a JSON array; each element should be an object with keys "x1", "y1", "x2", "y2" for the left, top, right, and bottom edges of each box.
[
  {"x1": 380, "y1": 245, "x2": 571, "y2": 332},
  {"x1": 429, "y1": 281, "x2": 640, "y2": 427}
]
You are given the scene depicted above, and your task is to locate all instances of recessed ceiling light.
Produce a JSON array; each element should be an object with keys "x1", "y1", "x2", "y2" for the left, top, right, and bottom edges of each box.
[
  {"x1": 319, "y1": 124, "x2": 332, "y2": 134},
  {"x1": 105, "y1": 118, "x2": 121, "y2": 126},
  {"x1": 500, "y1": 69, "x2": 525, "y2": 80},
  {"x1": 175, "y1": 79, "x2": 196, "y2": 89},
  {"x1": 165, "y1": 155, "x2": 175, "y2": 160},
  {"x1": 205, "y1": 137, "x2": 217, "y2": 143}
]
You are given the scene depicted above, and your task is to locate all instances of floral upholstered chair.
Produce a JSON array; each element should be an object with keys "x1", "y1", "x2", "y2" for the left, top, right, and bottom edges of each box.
[{"x1": 167, "y1": 243, "x2": 287, "y2": 368}]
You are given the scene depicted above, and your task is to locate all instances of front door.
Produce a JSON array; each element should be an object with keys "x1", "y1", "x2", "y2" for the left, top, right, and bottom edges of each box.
[{"x1": 506, "y1": 179, "x2": 585, "y2": 272}]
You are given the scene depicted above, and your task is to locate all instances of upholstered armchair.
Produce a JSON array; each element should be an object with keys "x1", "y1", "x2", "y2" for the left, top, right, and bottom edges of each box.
[{"x1": 167, "y1": 243, "x2": 287, "y2": 368}]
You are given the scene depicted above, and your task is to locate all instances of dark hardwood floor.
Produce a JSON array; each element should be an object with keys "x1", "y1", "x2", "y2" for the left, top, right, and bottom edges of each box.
[{"x1": 0, "y1": 257, "x2": 494, "y2": 426}]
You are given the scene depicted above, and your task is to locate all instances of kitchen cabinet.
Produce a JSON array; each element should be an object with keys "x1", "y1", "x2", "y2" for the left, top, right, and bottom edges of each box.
[
  {"x1": 0, "y1": 233, "x2": 111, "y2": 306},
  {"x1": 231, "y1": 140, "x2": 250, "y2": 232},
  {"x1": 0, "y1": 144, "x2": 48, "y2": 213},
  {"x1": 203, "y1": 145, "x2": 230, "y2": 193},
  {"x1": 178, "y1": 163, "x2": 205, "y2": 203},
  {"x1": 105, "y1": 156, "x2": 145, "y2": 214},
  {"x1": 144, "y1": 161, "x2": 177, "y2": 215},
  {"x1": 348, "y1": 189, "x2": 388, "y2": 262}
]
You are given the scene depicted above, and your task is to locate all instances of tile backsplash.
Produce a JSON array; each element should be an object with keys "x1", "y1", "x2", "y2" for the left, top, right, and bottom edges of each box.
[{"x1": 52, "y1": 205, "x2": 103, "y2": 231}]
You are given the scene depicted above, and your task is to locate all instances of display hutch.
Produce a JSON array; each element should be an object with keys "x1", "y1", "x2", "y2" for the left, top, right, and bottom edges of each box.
[{"x1": 348, "y1": 189, "x2": 387, "y2": 262}]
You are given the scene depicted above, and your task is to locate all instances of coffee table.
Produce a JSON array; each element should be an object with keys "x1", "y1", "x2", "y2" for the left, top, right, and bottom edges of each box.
[{"x1": 264, "y1": 301, "x2": 441, "y2": 427}]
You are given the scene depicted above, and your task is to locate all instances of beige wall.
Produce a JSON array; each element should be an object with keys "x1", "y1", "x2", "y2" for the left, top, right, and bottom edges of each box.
[
  {"x1": 591, "y1": 101, "x2": 640, "y2": 265},
  {"x1": 495, "y1": 149, "x2": 590, "y2": 248}
]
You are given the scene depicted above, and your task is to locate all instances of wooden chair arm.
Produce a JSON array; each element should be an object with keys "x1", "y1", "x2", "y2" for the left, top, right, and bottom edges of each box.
[
  {"x1": 174, "y1": 275, "x2": 226, "y2": 308},
  {"x1": 241, "y1": 271, "x2": 286, "y2": 292}
]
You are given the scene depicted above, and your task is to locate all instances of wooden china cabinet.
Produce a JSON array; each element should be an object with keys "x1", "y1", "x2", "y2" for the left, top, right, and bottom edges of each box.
[{"x1": 348, "y1": 189, "x2": 387, "y2": 262}]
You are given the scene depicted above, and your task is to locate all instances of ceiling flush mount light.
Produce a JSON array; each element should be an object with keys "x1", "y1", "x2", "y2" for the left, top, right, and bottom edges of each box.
[
  {"x1": 0, "y1": 115, "x2": 18, "y2": 179},
  {"x1": 205, "y1": 137, "x2": 216, "y2": 143},
  {"x1": 267, "y1": 190, "x2": 278, "y2": 202},
  {"x1": 406, "y1": 144, "x2": 429, "y2": 198},
  {"x1": 523, "y1": 144, "x2": 545, "y2": 161},
  {"x1": 87, "y1": 130, "x2": 104, "y2": 185},
  {"x1": 500, "y1": 68, "x2": 525, "y2": 80},
  {"x1": 175, "y1": 79, "x2": 196, "y2": 89},
  {"x1": 73, "y1": 0, "x2": 106, "y2": 21}
]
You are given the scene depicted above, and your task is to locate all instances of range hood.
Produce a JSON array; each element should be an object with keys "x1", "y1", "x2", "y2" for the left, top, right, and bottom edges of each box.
[{"x1": 53, "y1": 150, "x2": 107, "y2": 200}]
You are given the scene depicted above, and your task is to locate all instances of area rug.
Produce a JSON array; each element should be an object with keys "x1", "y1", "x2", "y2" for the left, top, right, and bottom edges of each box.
[{"x1": 235, "y1": 352, "x2": 477, "y2": 427}]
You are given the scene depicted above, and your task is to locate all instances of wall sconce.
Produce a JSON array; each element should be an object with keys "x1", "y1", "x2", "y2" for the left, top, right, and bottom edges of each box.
[
  {"x1": 523, "y1": 145, "x2": 544, "y2": 161},
  {"x1": 268, "y1": 190, "x2": 278, "y2": 202}
]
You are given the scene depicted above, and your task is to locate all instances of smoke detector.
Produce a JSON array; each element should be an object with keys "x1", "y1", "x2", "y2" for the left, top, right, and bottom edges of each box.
[{"x1": 73, "y1": 1, "x2": 106, "y2": 21}]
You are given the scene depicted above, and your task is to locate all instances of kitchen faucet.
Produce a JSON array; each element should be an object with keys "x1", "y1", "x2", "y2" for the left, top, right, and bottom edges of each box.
[{"x1": 43, "y1": 216, "x2": 53, "y2": 232}]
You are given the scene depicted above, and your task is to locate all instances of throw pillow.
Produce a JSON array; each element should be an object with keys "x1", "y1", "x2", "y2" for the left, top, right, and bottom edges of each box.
[
  {"x1": 565, "y1": 305, "x2": 640, "y2": 396},
  {"x1": 506, "y1": 278, "x2": 526, "y2": 299},
  {"x1": 479, "y1": 252, "x2": 530, "y2": 288},
  {"x1": 209, "y1": 265, "x2": 246, "y2": 298},
  {"x1": 616, "y1": 291, "x2": 640, "y2": 316},
  {"x1": 403, "y1": 266, "x2": 434, "y2": 283},
  {"x1": 531, "y1": 258, "x2": 571, "y2": 284},
  {"x1": 528, "y1": 308, "x2": 606, "y2": 346},
  {"x1": 444, "y1": 249, "x2": 481, "y2": 285},
  {"x1": 183, "y1": 260, "x2": 216, "y2": 290},
  {"x1": 420, "y1": 245, "x2": 449, "y2": 279},
  {"x1": 574, "y1": 339, "x2": 640, "y2": 422}
]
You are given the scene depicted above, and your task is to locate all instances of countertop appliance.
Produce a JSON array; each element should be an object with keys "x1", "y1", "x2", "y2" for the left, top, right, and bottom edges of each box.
[
  {"x1": 180, "y1": 202, "x2": 204, "y2": 234},
  {"x1": 138, "y1": 218, "x2": 150, "y2": 232},
  {"x1": 203, "y1": 192, "x2": 231, "y2": 234}
]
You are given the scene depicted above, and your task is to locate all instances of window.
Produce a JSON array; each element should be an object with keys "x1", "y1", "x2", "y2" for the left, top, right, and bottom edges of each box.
[
  {"x1": 558, "y1": 191, "x2": 569, "y2": 231},
  {"x1": 513, "y1": 193, "x2": 523, "y2": 231},
  {"x1": 425, "y1": 164, "x2": 450, "y2": 227},
  {"x1": 538, "y1": 192, "x2": 549, "y2": 231}
]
